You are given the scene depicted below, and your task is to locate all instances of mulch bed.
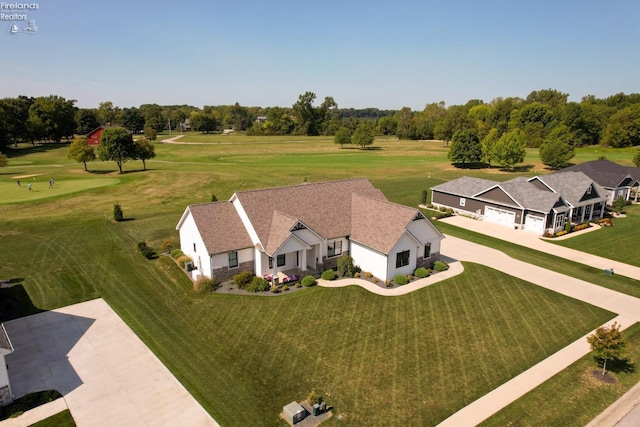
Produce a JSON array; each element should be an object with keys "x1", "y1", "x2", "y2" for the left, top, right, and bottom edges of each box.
[{"x1": 591, "y1": 370, "x2": 618, "y2": 384}]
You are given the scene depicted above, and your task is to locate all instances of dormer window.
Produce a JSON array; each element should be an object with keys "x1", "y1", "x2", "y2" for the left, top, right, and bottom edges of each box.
[{"x1": 587, "y1": 186, "x2": 592, "y2": 195}]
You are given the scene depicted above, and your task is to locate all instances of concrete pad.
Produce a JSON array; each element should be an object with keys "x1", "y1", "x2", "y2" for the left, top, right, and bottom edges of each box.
[{"x1": 3, "y1": 299, "x2": 218, "y2": 427}]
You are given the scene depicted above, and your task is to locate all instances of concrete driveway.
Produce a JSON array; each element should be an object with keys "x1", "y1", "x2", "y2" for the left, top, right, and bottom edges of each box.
[{"x1": 3, "y1": 299, "x2": 218, "y2": 427}]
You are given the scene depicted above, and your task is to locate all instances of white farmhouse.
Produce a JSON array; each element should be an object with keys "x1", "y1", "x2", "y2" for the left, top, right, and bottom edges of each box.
[{"x1": 176, "y1": 178, "x2": 444, "y2": 282}]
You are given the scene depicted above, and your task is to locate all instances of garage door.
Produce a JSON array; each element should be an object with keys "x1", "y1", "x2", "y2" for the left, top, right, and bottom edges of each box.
[
  {"x1": 524, "y1": 214, "x2": 545, "y2": 234},
  {"x1": 484, "y1": 206, "x2": 515, "y2": 227}
]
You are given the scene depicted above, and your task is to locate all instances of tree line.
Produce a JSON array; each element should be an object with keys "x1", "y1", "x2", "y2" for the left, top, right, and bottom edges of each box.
[{"x1": 2, "y1": 89, "x2": 640, "y2": 155}]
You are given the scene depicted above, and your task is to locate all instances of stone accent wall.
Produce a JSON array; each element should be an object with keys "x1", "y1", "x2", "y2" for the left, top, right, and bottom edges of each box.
[
  {"x1": 0, "y1": 385, "x2": 12, "y2": 406},
  {"x1": 416, "y1": 252, "x2": 440, "y2": 270},
  {"x1": 213, "y1": 260, "x2": 254, "y2": 283}
]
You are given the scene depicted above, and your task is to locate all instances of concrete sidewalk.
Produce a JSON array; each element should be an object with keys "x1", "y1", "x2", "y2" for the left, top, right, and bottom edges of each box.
[
  {"x1": 436, "y1": 236, "x2": 640, "y2": 426},
  {"x1": 439, "y1": 215, "x2": 640, "y2": 281}
]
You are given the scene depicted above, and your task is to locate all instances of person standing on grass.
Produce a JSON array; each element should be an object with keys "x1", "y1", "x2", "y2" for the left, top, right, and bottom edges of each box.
[
  {"x1": 49, "y1": 178, "x2": 53, "y2": 189},
  {"x1": 16, "y1": 180, "x2": 20, "y2": 187},
  {"x1": 28, "y1": 183, "x2": 32, "y2": 192}
]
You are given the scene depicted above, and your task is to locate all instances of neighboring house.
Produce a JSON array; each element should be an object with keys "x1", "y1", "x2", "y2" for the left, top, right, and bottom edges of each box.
[
  {"x1": 178, "y1": 119, "x2": 191, "y2": 132},
  {"x1": 558, "y1": 159, "x2": 640, "y2": 205},
  {"x1": 431, "y1": 171, "x2": 608, "y2": 235},
  {"x1": 255, "y1": 116, "x2": 267, "y2": 123},
  {"x1": 176, "y1": 178, "x2": 444, "y2": 282},
  {"x1": 0, "y1": 324, "x2": 14, "y2": 406}
]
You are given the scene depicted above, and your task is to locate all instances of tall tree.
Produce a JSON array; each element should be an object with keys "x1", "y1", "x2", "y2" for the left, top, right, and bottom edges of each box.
[
  {"x1": 395, "y1": 107, "x2": 416, "y2": 140},
  {"x1": 97, "y1": 128, "x2": 136, "y2": 174},
  {"x1": 351, "y1": 123, "x2": 375, "y2": 149},
  {"x1": 67, "y1": 136, "x2": 96, "y2": 171},
  {"x1": 75, "y1": 109, "x2": 100, "y2": 135},
  {"x1": 0, "y1": 153, "x2": 7, "y2": 167},
  {"x1": 448, "y1": 130, "x2": 482, "y2": 164},
  {"x1": 525, "y1": 89, "x2": 568, "y2": 108},
  {"x1": 121, "y1": 108, "x2": 145, "y2": 134},
  {"x1": 435, "y1": 106, "x2": 473, "y2": 143},
  {"x1": 292, "y1": 91, "x2": 319, "y2": 135},
  {"x1": 376, "y1": 116, "x2": 397, "y2": 136},
  {"x1": 97, "y1": 101, "x2": 118, "y2": 125},
  {"x1": 28, "y1": 95, "x2": 77, "y2": 142},
  {"x1": 587, "y1": 322, "x2": 627, "y2": 375},
  {"x1": 493, "y1": 129, "x2": 527, "y2": 169},
  {"x1": 190, "y1": 112, "x2": 217, "y2": 133},
  {"x1": 539, "y1": 125, "x2": 575, "y2": 169},
  {"x1": 601, "y1": 105, "x2": 640, "y2": 147},
  {"x1": 481, "y1": 128, "x2": 500, "y2": 167},
  {"x1": 143, "y1": 104, "x2": 165, "y2": 133},
  {"x1": 134, "y1": 138, "x2": 156, "y2": 170}
]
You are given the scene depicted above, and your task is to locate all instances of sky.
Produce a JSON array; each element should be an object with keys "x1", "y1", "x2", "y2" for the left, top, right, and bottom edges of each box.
[{"x1": 1, "y1": 0, "x2": 639, "y2": 110}]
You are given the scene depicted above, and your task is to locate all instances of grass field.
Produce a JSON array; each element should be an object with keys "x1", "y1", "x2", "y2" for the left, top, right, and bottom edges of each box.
[
  {"x1": 481, "y1": 322, "x2": 640, "y2": 427},
  {"x1": 0, "y1": 136, "x2": 637, "y2": 425}
]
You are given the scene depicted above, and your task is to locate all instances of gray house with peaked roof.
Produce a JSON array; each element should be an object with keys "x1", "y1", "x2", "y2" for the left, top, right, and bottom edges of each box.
[
  {"x1": 431, "y1": 171, "x2": 608, "y2": 235},
  {"x1": 177, "y1": 178, "x2": 444, "y2": 282},
  {"x1": 558, "y1": 159, "x2": 640, "y2": 205}
]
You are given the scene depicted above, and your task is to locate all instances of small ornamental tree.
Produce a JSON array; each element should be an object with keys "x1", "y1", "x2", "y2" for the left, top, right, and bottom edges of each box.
[
  {"x1": 336, "y1": 254, "x2": 356, "y2": 277},
  {"x1": 613, "y1": 196, "x2": 626, "y2": 214},
  {"x1": 421, "y1": 190, "x2": 428, "y2": 205},
  {"x1": 539, "y1": 125, "x2": 575, "y2": 169},
  {"x1": 587, "y1": 321, "x2": 627, "y2": 375},
  {"x1": 67, "y1": 136, "x2": 96, "y2": 171},
  {"x1": 493, "y1": 129, "x2": 527, "y2": 170},
  {"x1": 113, "y1": 203, "x2": 124, "y2": 221}
]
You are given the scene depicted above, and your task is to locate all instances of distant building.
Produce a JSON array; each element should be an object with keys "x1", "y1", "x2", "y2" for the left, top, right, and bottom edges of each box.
[
  {"x1": 255, "y1": 116, "x2": 267, "y2": 123},
  {"x1": 86, "y1": 125, "x2": 129, "y2": 146}
]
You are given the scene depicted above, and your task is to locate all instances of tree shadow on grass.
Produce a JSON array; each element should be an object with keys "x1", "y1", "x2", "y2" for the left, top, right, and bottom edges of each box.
[
  {"x1": 451, "y1": 162, "x2": 489, "y2": 169},
  {"x1": 607, "y1": 357, "x2": 636, "y2": 374},
  {"x1": 510, "y1": 164, "x2": 535, "y2": 172},
  {"x1": 4, "y1": 143, "x2": 69, "y2": 159}
]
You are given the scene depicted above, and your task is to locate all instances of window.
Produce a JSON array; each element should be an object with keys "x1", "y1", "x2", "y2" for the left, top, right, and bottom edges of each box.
[
  {"x1": 268, "y1": 257, "x2": 272, "y2": 269},
  {"x1": 555, "y1": 215, "x2": 565, "y2": 228},
  {"x1": 277, "y1": 254, "x2": 286, "y2": 267},
  {"x1": 193, "y1": 243, "x2": 196, "y2": 252},
  {"x1": 587, "y1": 186, "x2": 592, "y2": 195},
  {"x1": 460, "y1": 198, "x2": 466, "y2": 207},
  {"x1": 327, "y1": 240, "x2": 342, "y2": 257},
  {"x1": 228, "y1": 251, "x2": 238, "y2": 268},
  {"x1": 396, "y1": 250, "x2": 410, "y2": 268},
  {"x1": 424, "y1": 242, "x2": 431, "y2": 259}
]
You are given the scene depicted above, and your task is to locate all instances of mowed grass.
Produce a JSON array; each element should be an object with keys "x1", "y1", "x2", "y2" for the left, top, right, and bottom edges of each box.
[
  {"x1": 481, "y1": 322, "x2": 640, "y2": 427},
  {"x1": 550, "y1": 204, "x2": 640, "y2": 267},
  {"x1": 0, "y1": 214, "x2": 614, "y2": 425},
  {"x1": 0, "y1": 136, "x2": 633, "y2": 425},
  {"x1": 0, "y1": 177, "x2": 120, "y2": 204}
]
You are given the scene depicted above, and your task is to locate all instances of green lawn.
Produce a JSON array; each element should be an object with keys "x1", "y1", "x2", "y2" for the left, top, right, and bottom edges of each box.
[
  {"x1": 481, "y1": 322, "x2": 640, "y2": 427},
  {"x1": 0, "y1": 136, "x2": 635, "y2": 425},
  {"x1": 30, "y1": 410, "x2": 75, "y2": 427},
  {"x1": 550, "y1": 204, "x2": 640, "y2": 267}
]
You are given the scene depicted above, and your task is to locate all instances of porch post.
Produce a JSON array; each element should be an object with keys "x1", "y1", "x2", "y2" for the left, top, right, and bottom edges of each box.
[
  {"x1": 580, "y1": 206, "x2": 585, "y2": 223},
  {"x1": 301, "y1": 249, "x2": 307, "y2": 272},
  {"x1": 588, "y1": 204, "x2": 593, "y2": 222},
  {"x1": 272, "y1": 252, "x2": 278, "y2": 286}
]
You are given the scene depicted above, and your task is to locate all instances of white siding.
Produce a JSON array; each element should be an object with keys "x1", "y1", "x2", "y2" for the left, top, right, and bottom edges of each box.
[
  {"x1": 388, "y1": 233, "x2": 419, "y2": 278},
  {"x1": 292, "y1": 228, "x2": 322, "y2": 246},
  {"x1": 407, "y1": 218, "x2": 442, "y2": 254},
  {"x1": 351, "y1": 242, "x2": 388, "y2": 280},
  {"x1": 178, "y1": 210, "x2": 211, "y2": 277}
]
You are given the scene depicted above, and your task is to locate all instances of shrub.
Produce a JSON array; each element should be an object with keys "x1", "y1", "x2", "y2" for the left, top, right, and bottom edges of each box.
[
  {"x1": 295, "y1": 282, "x2": 301, "y2": 288},
  {"x1": 614, "y1": 196, "x2": 626, "y2": 214},
  {"x1": 394, "y1": 274, "x2": 409, "y2": 285},
  {"x1": 282, "y1": 285, "x2": 289, "y2": 292},
  {"x1": 270, "y1": 285, "x2": 279, "y2": 293},
  {"x1": 171, "y1": 248, "x2": 184, "y2": 259},
  {"x1": 421, "y1": 189, "x2": 428, "y2": 205},
  {"x1": 307, "y1": 390, "x2": 321, "y2": 407},
  {"x1": 161, "y1": 240, "x2": 173, "y2": 252},
  {"x1": 301, "y1": 275, "x2": 316, "y2": 287},
  {"x1": 414, "y1": 267, "x2": 429, "y2": 278},
  {"x1": 354, "y1": 272, "x2": 360, "y2": 278},
  {"x1": 176, "y1": 255, "x2": 192, "y2": 269},
  {"x1": 407, "y1": 274, "x2": 413, "y2": 281},
  {"x1": 337, "y1": 254, "x2": 356, "y2": 277},
  {"x1": 321, "y1": 269, "x2": 336, "y2": 280},
  {"x1": 555, "y1": 230, "x2": 568, "y2": 237},
  {"x1": 565, "y1": 220, "x2": 572, "y2": 233},
  {"x1": 233, "y1": 271, "x2": 254, "y2": 287},
  {"x1": 137, "y1": 241, "x2": 157, "y2": 260},
  {"x1": 372, "y1": 277, "x2": 378, "y2": 283},
  {"x1": 113, "y1": 203, "x2": 124, "y2": 221},
  {"x1": 385, "y1": 279, "x2": 392, "y2": 287},
  {"x1": 245, "y1": 276, "x2": 270, "y2": 292},
  {"x1": 194, "y1": 277, "x2": 219, "y2": 293},
  {"x1": 433, "y1": 261, "x2": 449, "y2": 272},
  {"x1": 364, "y1": 271, "x2": 372, "y2": 279}
]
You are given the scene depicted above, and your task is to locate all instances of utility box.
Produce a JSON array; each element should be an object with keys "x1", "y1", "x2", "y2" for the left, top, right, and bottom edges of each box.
[
  {"x1": 320, "y1": 401, "x2": 327, "y2": 412},
  {"x1": 283, "y1": 401, "x2": 307, "y2": 425},
  {"x1": 313, "y1": 403, "x2": 320, "y2": 416},
  {"x1": 185, "y1": 261, "x2": 193, "y2": 271}
]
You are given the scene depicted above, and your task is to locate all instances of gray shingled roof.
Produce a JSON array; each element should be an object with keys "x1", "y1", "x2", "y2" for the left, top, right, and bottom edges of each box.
[
  {"x1": 188, "y1": 202, "x2": 253, "y2": 255},
  {"x1": 350, "y1": 193, "x2": 423, "y2": 254},
  {"x1": 536, "y1": 171, "x2": 607, "y2": 206},
  {"x1": 431, "y1": 176, "x2": 498, "y2": 197},
  {"x1": 500, "y1": 177, "x2": 564, "y2": 213},
  {"x1": 560, "y1": 159, "x2": 640, "y2": 188},
  {"x1": 234, "y1": 178, "x2": 387, "y2": 244}
]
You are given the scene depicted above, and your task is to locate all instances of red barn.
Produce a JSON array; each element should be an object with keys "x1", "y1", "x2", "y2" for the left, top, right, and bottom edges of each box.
[
  {"x1": 86, "y1": 126, "x2": 108, "y2": 146},
  {"x1": 86, "y1": 125, "x2": 130, "y2": 146}
]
